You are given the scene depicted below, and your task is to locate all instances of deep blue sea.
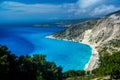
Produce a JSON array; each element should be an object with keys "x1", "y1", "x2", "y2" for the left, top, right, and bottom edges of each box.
[{"x1": 0, "y1": 26, "x2": 92, "y2": 72}]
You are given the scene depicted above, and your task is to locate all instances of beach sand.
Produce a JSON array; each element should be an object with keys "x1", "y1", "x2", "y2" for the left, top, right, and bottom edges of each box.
[{"x1": 84, "y1": 45, "x2": 99, "y2": 71}]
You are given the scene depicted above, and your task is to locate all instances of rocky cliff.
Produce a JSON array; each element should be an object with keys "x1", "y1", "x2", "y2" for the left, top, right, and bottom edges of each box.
[{"x1": 51, "y1": 10, "x2": 120, "y2": 54}]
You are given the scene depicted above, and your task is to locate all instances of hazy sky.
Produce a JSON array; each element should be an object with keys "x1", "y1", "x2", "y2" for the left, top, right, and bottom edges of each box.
[{"x1": 0, "y1": 0, "x2": 120, "y2": 23}]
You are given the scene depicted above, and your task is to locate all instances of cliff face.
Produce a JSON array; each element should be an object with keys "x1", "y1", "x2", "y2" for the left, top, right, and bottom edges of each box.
[{"x1": 52, "y1": 10, "x2": 120, "y2": 53}]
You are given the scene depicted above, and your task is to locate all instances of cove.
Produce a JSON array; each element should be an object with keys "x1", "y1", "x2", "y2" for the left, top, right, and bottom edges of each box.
[{"x1": 0, "y1": 26, "x2": 92, "y2": 72}]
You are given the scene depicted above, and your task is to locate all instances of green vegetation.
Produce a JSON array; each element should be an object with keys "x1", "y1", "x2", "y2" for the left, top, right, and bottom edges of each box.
[
  {"x1": 93, "y1": 52, "x2": 120, "y2": 79},
  {"x1": 107, "y1": 39, "x2": 120, "y2": 47},
  {"x1": 98, "y1": 39, "x2": 120, "y2": 55},
  {"x1": 0, "y1": 45, "x2": 62, "y2": 80},
  {"x1": 0, "y1": 45, "x2": 120, "y2": 80},
  {"x1": 63, "y1": 70, "x2": 85, "y2": 79},
  {"x1": 64, "y1": 51, "x2": 120, "y2": 80}
]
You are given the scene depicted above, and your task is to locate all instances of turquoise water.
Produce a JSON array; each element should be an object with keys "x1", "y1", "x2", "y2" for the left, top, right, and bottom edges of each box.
[{"x1": 0, "y1": 26, "x2": 92, "y2": 72}]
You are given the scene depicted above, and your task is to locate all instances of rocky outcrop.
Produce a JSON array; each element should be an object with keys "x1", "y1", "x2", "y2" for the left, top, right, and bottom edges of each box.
[
  {"x1": 47, "y1": 10, "x2": 120, "y2": 71},
  {"x1": 52, "y1": 10, "x2": 120, "y2": 54}
]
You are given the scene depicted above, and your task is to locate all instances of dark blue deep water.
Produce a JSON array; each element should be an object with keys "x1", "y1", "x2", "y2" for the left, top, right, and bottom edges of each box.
[{"x1": 0, "y1": 26, "x2": 91, "y2": 72}]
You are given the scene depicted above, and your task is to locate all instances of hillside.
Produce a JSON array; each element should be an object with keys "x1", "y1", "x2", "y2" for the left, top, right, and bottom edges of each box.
[
  {"x1": 51, "y1": 10, "x2": 120, "y2": 53},
  {"x1": 47, "y1": 10, "x2": 120, "y2": 71}
]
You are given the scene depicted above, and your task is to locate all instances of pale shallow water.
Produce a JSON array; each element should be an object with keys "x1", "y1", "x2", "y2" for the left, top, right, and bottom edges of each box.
[{"x1": 0, "y1": 26, "x2": 91, "y2": 72}]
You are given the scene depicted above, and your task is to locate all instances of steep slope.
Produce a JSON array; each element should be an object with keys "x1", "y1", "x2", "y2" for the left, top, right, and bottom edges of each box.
[
  {"x1": 47, "y1": 10, "x2": 120, "y2": 71},
  {"x1": 51, "y1": 19, "x2": 97, "y2": 41},
  {"x1": 51, "y1": 10, "x2": 120, "y2": 53}
]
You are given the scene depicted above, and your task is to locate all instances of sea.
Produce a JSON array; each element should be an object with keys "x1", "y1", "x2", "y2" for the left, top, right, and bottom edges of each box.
[{"x1": 0, "y1": 25, "x2": 92, "y2": 72}]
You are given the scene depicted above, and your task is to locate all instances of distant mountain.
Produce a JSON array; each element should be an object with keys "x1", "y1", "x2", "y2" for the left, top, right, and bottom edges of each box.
[
  {"x1": 54, "y1": 19, "x2": 94, "y2": 27},
  {"x1": 33, "y1": 19, "x2": 92, "y2": 27},
  {"x1": 0, "y1": 19, "x2": 91, "y2": 27}
]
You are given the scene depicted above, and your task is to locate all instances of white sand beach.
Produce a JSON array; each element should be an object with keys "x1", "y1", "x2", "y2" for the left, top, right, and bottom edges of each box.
[{"x1": 83, "y1": 45, "x2": 99, "y2": 71}]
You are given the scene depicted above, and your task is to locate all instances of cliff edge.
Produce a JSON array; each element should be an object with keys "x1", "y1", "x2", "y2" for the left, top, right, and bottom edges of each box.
[{"x1": 47, "y1": 10, "x2": 120, "y2": 71}]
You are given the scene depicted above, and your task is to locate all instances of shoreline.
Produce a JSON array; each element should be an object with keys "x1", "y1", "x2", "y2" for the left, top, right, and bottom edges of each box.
[
  {"x1": 45, "y1": 35, "x2": 99, "y2": 71},
  {"x1": 83, "y1": 44, "x2": 99, "y2": 71}
]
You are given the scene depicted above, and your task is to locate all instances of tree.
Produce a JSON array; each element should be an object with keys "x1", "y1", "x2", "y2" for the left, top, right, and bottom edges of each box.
[
  {"x1": 0, "y1": 45, "x2": 63, "y2": 80},
  {"x1": 93, "y1": 51, "x2": 120, "y2": 79}
]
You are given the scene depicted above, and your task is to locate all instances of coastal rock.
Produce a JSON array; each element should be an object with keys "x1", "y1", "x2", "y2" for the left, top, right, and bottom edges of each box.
[
  {"x1": 52, "y1": 10, "x2": 120, "y2": 52},
  {"x1": 49, "y1": 10, "x2": 120, "y2": 71}
]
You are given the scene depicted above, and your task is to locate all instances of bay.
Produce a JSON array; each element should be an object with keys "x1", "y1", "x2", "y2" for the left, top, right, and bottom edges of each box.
[{"x1": 0, "y1": 26, "x2": 91, "y2": 72}]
